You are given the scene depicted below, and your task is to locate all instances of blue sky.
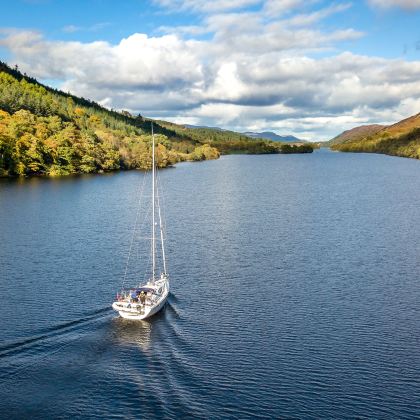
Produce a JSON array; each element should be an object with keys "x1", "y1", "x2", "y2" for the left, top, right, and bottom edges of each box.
[
  {"x1": 1, "y1": 0, "x2": 420, "y2": 139},
  {"x1": 2, "y1": 0, "x2": 420, "y2": 57}
]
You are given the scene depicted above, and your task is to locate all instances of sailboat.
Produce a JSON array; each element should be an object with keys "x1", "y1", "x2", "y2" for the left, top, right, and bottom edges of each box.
[{"x1": 112, "y1": 123, "x2": 169, "y2": 320}]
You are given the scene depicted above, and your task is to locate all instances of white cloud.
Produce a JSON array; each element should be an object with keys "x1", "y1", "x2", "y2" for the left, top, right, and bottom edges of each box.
[
  {"x1": 153, "y1": 0, "x2": 261, "y2": 12},
  {"x1": 286, "y1": 3, "x2": 352, "y2": 27},
  {"x1": 368, "y1": 0, "x2": 420, "y2": 9},
  {"x1": 62, "y1": 25, "x2": 81, "y2": 33},
  {"x1": 62, "y1": 22, "x2": 111, "y2": 33},
  {"x1": 263, "y1": 0, "x2": 305, "y2": 16},
  {"x1": 1, "y1": 0, "x2": 420, "y2": 139},
  {"x1": 1, "y1": 31, "x2": 204, "y2": 89}
]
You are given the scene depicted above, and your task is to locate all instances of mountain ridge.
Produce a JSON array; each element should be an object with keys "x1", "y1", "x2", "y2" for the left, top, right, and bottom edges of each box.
[
  {"x1": 184, "y1": 125, "x2": 306, "y2": 143},
  {"x1": 325, "y1": 124, "x2": 385, "y2": 146},
  {"x1": 243, "y1": 131, "x2": 305, "y2": 143},
  {"x1": 330, "y1": 113, "x2": 420, "y2": 159}
]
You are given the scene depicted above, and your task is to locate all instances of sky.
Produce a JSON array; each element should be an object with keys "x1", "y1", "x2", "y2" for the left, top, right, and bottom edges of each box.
[{"x1": 1, "y1": 0, "x2": 420, "y2": 140}]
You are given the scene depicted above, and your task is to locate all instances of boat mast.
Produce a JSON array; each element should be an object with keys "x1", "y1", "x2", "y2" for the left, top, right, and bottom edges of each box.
[
  {"x1": 151, "y1": 122, "x2": 156, "y2": 282},
  {"x1": 157, "y1": 184, "x2": 167, "y2": 275}
]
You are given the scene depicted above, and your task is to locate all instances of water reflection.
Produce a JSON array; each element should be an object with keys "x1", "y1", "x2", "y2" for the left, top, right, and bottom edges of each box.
[
  {"x1": 109, "y1": 303, "x2": 177, "y2": 353},
  {"x1": 110, "y1": 317, "x2": 153, "y2": 352}
]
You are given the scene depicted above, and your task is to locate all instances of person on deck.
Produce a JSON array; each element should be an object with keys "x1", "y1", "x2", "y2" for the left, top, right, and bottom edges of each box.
[{"x1": 139, "y1": 291, "x2": 146, "y2": 305}]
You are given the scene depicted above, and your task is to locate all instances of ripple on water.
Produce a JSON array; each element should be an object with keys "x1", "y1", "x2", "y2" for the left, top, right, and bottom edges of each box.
[{"x1": 0, "y1": 152, "x2": 419, "y2": 418}]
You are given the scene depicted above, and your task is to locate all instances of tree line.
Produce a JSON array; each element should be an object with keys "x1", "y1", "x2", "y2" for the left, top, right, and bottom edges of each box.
[
  {"x1": 331, "y1": 127, "x2": 420, "y2": 159},
  {"x1": 0, "y1": 61, "x2": 312, "y2": 177}
]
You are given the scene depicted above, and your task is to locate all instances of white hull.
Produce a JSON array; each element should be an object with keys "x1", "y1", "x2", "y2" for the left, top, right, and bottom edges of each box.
[{"x1": 112, "y1": 278, "x2": 169, "y2": 321}]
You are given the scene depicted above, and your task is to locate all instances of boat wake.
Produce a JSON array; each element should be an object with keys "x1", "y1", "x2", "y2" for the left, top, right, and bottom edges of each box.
[
  {"x1": 0, "y1": 306, "x2": 111, "y2": 360},
  {"x1": 166, "y1": 295, "x2": 181, "y2": 318},
  {"x1": 168, "y1": 291, "x2": 180, "y2": 303}
]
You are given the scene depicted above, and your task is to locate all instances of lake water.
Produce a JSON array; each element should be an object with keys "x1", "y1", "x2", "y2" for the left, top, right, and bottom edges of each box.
[{"x1": 0, "y1": 149, "x2": 419, "y2": 419}]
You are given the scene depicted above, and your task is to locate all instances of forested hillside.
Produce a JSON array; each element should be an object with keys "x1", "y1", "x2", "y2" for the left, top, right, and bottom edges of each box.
[
  {"x1": 0, "y1": 62, "x2": 221, "y2": 177},
  {"x1": 157, "y1": 120, "x2": 313, "y2": 154},
  {"x1": 0, "y1": 61, "x2": 312, "y2": 177},
  {"x1": 331, "y1": 113, "x2": 420, "y2": 159},
  {"x1": 325, "y1": 124, "x2": 385, "y2": 147}
]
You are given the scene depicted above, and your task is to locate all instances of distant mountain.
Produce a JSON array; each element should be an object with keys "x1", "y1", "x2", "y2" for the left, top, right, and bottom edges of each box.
[
  {"x1": 243, "y1": 131, "x2": 305, "y2": 143},
  {"x1": 331, "y1": 113, "x2": 420, "y2": 160},
  {"x1": 185, "y1": 127, "x2": 306, "y2": 143},
  {"x1": 325, "y1": 124, "x2": 385, "y2": 146},
  {"x1": 184, "y1": 124, "x2": 224, "y2": 131},
  {"x1": 158, "y1": 121, "x2": 314, "y2": 155}
]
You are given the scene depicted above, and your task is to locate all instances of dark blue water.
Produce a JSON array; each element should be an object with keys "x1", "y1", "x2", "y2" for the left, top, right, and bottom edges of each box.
[{"x1": 0, "y1": 150, "x2": 419, "y2": 419}]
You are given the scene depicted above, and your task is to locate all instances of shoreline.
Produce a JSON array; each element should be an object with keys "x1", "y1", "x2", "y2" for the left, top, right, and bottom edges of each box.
[{"x1": 0, "y1": 148, "x2": 315, "y2": 180}]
